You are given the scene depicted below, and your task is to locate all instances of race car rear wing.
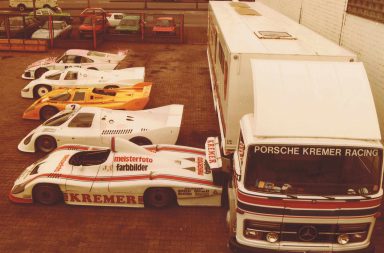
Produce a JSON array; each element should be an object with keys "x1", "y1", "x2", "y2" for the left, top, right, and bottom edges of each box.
[{"x1": 205, "y1": 137, "x2": 231, "y2": 186}]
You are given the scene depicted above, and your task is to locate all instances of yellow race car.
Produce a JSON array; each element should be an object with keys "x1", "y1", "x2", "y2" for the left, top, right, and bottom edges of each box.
[{"x1": 23, "y1": 82, "x2": 152, "y2": 120}]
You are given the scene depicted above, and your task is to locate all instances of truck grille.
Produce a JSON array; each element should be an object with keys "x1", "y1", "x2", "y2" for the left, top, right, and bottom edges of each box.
[{"x1": 281, "y1": 223, "x2": 336, "y2": 243}]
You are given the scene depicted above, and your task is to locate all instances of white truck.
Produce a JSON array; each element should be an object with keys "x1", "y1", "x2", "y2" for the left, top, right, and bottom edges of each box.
[
  {"x1": 207, "y1": 1, "x2": 383, "y2": 253},
  {"x1": 9, "y1": 0, "x2": 58, "y2": 12},
  {"x1": 207, "y1": 1, "x2": 357, "y2": 155}
]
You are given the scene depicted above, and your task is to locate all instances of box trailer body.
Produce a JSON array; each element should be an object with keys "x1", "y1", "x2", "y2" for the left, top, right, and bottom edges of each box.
[
  {"x1": 219, "y1": 59, "x2": 383, "y2": 253},
  {"x1": 207, "y1": 1, "x2": 357, "y2": 154}
]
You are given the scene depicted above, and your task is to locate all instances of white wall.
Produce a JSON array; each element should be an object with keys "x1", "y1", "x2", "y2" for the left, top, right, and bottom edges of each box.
[{"x1": 259, "y1": 0, "x2": 384, "y2": 138}]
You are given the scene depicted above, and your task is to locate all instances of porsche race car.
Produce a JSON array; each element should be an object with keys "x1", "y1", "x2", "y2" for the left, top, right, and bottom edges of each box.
[
  {"x1": 10, "y1": 137, "x2": 223, "y2": 208},
  {"x1": 19, "y1": 104, "x2": 183, "y2": 153},
  {"x1": 22, "y1": 82, "x2": 152, "y2": 120},
  {"x1": 22, "y1": 49, "x2": 127, "y2": 80},
  {"x1": 21, "y1": 67, "x2": 145, "y2": 99}
]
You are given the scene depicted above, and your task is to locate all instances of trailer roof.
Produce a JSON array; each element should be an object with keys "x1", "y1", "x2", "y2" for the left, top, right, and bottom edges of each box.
[
  {"x1": 209, "y1": 1, "x2": 355, "y2": 58},
  {"x1": 251, "y1": 59, "x2": 381, "y2": 140}
]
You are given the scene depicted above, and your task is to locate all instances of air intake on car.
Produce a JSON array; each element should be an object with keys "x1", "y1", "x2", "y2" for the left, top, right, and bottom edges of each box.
[{"x1": 102, "y1": 129, "x2": 133, "y2": 135}]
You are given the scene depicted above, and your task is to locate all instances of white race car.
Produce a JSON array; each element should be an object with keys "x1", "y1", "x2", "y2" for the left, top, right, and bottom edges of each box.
[
  {"x1": 21, "y1": 67, "x2": 145, "y2": 98},
  {"x1": 19, "y1": 105, "x2": 183, "y2": 153},
  {"x1": 10, "y1": 137, "x2": 223, "y2": 208},
  {"x1": 22, "y1": 49, "x2": 127, "y2": 80}
]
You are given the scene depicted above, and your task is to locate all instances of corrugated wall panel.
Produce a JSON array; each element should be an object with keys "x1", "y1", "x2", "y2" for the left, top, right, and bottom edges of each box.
[{"x1": 300, "y1": 0, "x2": 347, "y2": 43}]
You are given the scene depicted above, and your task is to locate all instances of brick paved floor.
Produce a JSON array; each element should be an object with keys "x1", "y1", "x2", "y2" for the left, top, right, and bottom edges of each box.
[{"x1": 0, "y1": 42, "x2": 382, "y2": 253}]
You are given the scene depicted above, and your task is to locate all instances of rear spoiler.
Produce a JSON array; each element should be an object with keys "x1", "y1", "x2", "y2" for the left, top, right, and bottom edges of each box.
[{"x1": 205, "y1": 137, "x2": 231, "y2": 186}]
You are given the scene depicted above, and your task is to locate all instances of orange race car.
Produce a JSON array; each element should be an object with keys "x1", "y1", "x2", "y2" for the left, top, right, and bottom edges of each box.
[{"x1": 23, "y1": 82, "x2": 152, "y2": 120}]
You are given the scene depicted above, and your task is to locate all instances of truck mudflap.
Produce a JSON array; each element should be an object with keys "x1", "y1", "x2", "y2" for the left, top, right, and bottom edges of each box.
[
  {"x1": 205, "y1": 137, "x2": 231, "y2": 186},
  {"x1": 228, "y1": 236, "x2": 375, "y2": 253}
]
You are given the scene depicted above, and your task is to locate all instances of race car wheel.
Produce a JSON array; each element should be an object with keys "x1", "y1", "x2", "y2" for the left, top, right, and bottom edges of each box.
[
  {"x1": 104, "y1": 85, "x2": 119, "y2": 89},
  {"x1": 34, "y1": 68, "x2": 49, "y2": 79},
  {"x1": 17, "y1": 4, "x2": 26, "y2": 12},
  {"x1": 34, "y1": 85, "x2": 52, "y2": 98},
  {"x1": 129, "y1": 137, "x2": 152, "y2": 146},
  {"x1": 33, "y1": 184, "x2": 62, "y2": 205},
  {"x1": 40, "y1": 106, "x2": 59, "y2": 121},
  {"x1": 35, "y1": 135, "x2": 57, "y2": 153},
  {"x1": 144, "y1": 188, "x2": 176, "y2": 208}
]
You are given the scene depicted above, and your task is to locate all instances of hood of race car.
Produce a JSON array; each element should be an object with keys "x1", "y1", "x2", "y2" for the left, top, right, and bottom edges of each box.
[{"x1": 26, "y1": 57, "x2": 56, "y2": 70}]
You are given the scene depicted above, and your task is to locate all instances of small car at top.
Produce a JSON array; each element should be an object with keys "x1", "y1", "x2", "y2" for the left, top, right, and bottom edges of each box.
[
  {"x1": 22, "y1": 82, "x2": 152, "y2": 120},
  {"x1": 22, "y1": 49, "x2": 126, "y2": 79},
  {"x1": 31, "y1": 20, "x2": 72, "y2": 39}
]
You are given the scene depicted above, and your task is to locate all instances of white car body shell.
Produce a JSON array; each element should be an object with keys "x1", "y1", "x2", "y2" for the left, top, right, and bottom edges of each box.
[
  {"x1": 107, "y1": 13, "x2": 125, "y2": 27},
  {"x1": 21, "y1": 67, "x2": 145, "y2": 98},
  {"x1": 31, "y1": 21, "x2": 72, "y2": 40},
  {"x1": 19, "y1": 105, "x2": 183, "y2": 153},
  {"x1": 22, "y1": 49, "x2": 127, "y2": 79},
  {"x1": 10, "y1": 138, "x2": 222, "y2": 207}
]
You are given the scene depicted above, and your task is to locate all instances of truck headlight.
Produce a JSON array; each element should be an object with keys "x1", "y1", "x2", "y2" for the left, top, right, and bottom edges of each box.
[
  {"x1": 244, "y1": 220, "x2": 281, "y2": 242},
  {"x1": 336, "y1": 223, "x2": 369, "y2": 244},
  {"x1": 337, "y1": 234, "x2": 350, "y2": 245}
]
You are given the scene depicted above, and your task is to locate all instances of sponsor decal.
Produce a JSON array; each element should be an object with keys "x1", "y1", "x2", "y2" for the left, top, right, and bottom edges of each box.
[
  {"x1": 55, "y1": 155, "x2": 69, "y2": 172},
  {"x1": 193, "y1": 188, "x2": 210, "y2": 197},
  {"x1": 177, "y1": 188, "x2": 192, "y2": 196},
  {"x1": 206, "y1": 139, "x2": 217, "y2": 163},
  {"x1": 253, "y1": 146, "x2": 380, "y2": 157},
  {"x1": 116, "y1": 163, "x2": 148, "y2": 171},
  {"x1": 196, "y1": 157, "x2": 204, "y2": 175},
  {"x1": 63, "y1": 193, "x2": 144, "y2": 205},
  {"x1": 114, "y1": 156, "x2": 153, "y2": 163}
]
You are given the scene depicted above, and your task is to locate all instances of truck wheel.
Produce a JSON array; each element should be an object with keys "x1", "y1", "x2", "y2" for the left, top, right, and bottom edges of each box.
[
  {"x1": 35, "y1": 135, "x2": 57, "y2": 153},
  {"x1": 40, "y1": 106, "x2": 59, "y2": 121},
  {"x1": 33, "y1": 184, "x2": 62, "y2": 205},
  {"x1": 129, "y1": 137, "x2": 152, "y2": 146},
  {"x1": 33, "y1": 85, "x2": 52, "y2": 98},
  {"x1": 17, "y1": 4, "x2": 26, "y2": 12},
  {"x1": 144, "y1": 188, "x2": 176, "y2": 208},
  {"x1": 34, "y1": 68, "x2": 48, "y2": 79}
]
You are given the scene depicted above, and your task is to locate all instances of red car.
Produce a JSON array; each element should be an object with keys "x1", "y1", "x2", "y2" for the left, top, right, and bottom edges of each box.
[
  {"x1": 79, "y1": 16, "x2": 109, "y2": 38},
  {"x1": 152, "y1": 17, "x2": 176, "y2": 35}
]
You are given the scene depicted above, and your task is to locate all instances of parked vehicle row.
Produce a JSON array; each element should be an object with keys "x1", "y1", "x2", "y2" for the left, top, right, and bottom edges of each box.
[{"x1": 10, "y1": 49, "x2": 224, "y2": 210}]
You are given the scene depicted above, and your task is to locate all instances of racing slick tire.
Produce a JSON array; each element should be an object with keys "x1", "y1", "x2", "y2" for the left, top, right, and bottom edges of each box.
[
  {"x1": 40, "y1": 106, "x2": 59, "y2": 121},
  {"x1": 35, "y1": 135, "x2": 57, "y2": 153},
  {"x1": 129, "y1": 137, "x2": 152, "y2": 146},
  {"x1": 34, "y1": 85, "x2": 52, "y2": 98},
  {"x1": 34, "y1": 68, "x2": 49, "y2": 79},
  {"x1": 33, "y1": 184, "x2": 62, "y2": 205},
  {"x1": 144, "y1": 188, "x2": 176, "y2": 208}
]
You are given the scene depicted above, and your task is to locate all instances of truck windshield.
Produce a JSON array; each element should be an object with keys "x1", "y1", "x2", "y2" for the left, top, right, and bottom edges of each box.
[{"x1": 244, "y1": 145, "x2": 382, "y2": 196}]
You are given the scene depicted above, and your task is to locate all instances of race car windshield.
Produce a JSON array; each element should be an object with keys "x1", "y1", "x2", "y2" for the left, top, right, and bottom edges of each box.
[
  {"x1": 43, "y1": 111, "x2": 74, "y2": 126},
  {"x1": 69, "y1": 149, "x2": 111, "y2": 166},
  {"x1": 244, "y1": 145, "x2": 382, "y2": 196}
]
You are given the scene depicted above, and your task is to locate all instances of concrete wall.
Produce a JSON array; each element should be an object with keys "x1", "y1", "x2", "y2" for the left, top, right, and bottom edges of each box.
[{"x1": 259, "y1": 0, "x2": 384, "y2": 138}]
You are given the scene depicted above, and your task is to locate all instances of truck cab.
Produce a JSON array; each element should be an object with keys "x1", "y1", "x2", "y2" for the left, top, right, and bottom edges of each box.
[{"x1": 225, "y1": 60, "x2": 383, "y2": 253}]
